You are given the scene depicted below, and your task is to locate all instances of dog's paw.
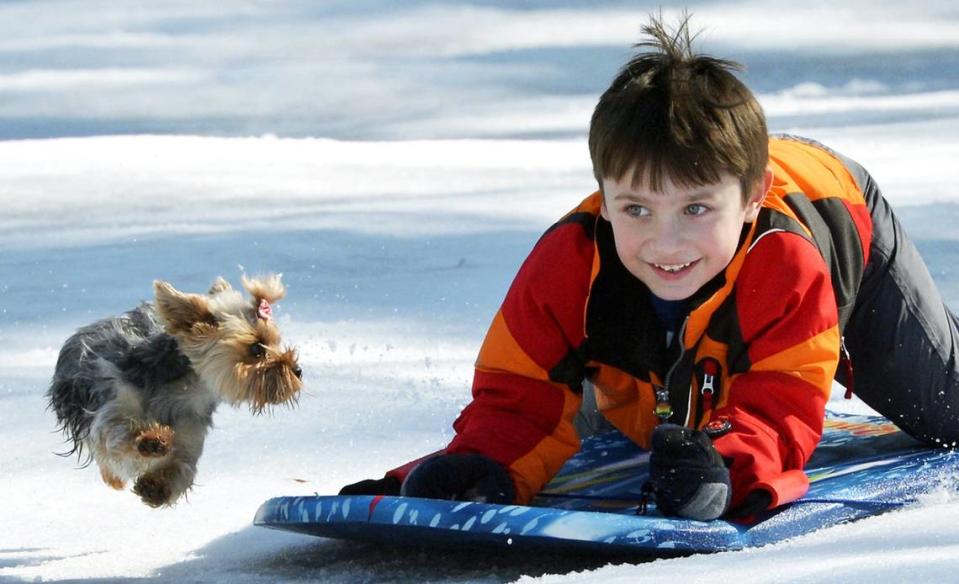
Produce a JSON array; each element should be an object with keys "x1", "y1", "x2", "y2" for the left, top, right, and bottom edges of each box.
[
  {"x1": 135, "y1": 423, "x2": 174, "y2": 458},
  {"x1": 99, "y1": 466, "x2": 126, "y2": 490},
  {"x1": 134, "y1": 474, "x2": 173, "y2": 507}
]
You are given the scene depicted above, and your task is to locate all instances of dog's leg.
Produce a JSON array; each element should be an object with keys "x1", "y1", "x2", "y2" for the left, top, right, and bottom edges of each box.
[
  {"x1": 88, "y1": 379, "x2": 169, "y2": 486},
  {"x1": 133, "y1": 418, "x2": 208, "y2": 507}
]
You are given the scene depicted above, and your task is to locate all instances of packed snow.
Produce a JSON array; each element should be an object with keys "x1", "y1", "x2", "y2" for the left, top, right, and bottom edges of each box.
[{"x1": 2, "y1": 1, "x2": 959, "y2": 582}]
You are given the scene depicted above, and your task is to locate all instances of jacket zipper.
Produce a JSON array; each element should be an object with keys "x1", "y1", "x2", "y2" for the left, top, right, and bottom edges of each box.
[{"x1": 655, "y1": 317, "x2": 690, "y2": 423}]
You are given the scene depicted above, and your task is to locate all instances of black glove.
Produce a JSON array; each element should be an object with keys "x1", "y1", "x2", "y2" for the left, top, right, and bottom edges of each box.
[
  {"x1": 726, "y1": 489, "x2": 773, "y2": 520},
  {"x1": 649, "y1": 424, "x2": 732, "y2": 521},
  {"x1": 338, "y1": 475, "x2": 401, "y2": 496},
  {"x1": 400, "y1": 453, "x2": 515, "y2": 504}
]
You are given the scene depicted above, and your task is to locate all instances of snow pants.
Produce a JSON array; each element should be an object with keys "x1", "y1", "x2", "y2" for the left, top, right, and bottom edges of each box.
[{"x1": 835, "y1": 152, "x2": 959, "y2": 447}]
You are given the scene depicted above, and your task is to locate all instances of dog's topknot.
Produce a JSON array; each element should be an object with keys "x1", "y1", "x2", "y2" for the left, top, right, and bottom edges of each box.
[{"x1": 242, "y1": 274, "x2": 286, "y2": 305}]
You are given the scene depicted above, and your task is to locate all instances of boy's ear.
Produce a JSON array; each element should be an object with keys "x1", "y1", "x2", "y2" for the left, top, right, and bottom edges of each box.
[
  {"x1": 743, "y1": 167, "x2": 773, "y2": 223},
  {"x1": 154, "y1": 281, "x2": 214, "y2": 334},
  {"x1": 599, "y1": 191, "x2": 610, "y2": 221}
]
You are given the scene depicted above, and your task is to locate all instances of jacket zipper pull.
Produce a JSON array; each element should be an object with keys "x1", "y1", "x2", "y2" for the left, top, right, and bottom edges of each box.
[
  {"x1": 701, "y1": 359, "x2": 717, "y2": 414},
  {"x1": 654, "y1": 387, "x2": 673, "y2": 422},
  {"x1": 840, "y1": 336, "x2": 855, "y2": 399}
]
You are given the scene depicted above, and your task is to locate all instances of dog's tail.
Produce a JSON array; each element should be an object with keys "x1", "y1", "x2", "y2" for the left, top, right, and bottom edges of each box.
[
  {"x1": 46, "y1": 334, "x2": 106, "y2": 465},
  {"x1": 47, "y1": 375, "x2": 100, "y2": 465}
]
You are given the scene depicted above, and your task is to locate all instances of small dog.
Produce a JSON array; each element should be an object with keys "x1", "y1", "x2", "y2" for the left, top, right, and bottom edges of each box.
[{"x1": 48, "y1": 275, "x2": 303, "y2": 507}]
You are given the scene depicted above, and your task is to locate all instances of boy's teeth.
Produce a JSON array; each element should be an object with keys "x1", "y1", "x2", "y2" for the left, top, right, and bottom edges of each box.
[{"x1": 655, "y1": 262, "x2": 692, "y2": 272}]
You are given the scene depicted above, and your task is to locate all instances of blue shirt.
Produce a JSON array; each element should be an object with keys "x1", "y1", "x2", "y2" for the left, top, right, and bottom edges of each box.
[{"x1": 649, "y1": 293, "x2": 688, "y2": 345}]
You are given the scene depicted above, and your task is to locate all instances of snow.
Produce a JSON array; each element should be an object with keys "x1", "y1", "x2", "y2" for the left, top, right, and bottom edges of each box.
[{"x1": 2, "y1": 1, "x2": 959, "y2": 582}]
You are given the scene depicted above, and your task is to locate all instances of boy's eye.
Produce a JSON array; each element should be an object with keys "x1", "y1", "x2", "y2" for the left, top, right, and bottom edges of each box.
[
  {"x1": 685, "y1": 203, "x2": 708, "y2": 216},
  {"x1": 625, "y1": 205, "x2": 649, "y2": 217}
]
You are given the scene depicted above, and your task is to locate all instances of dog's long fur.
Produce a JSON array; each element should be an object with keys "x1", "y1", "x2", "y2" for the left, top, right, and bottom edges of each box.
[{"x1": 48, "y1": 275, "x2": 302, "y2": 507}]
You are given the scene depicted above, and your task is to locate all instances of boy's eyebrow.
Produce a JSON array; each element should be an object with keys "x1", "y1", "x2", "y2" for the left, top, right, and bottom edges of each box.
[
  {"x1": 611, "y1": 192, "x2": 650, "y2": 202},
  {"x1": 611, "y1": 188, "x2": 720, "y2": 203},
  {"x1": 684, "y1": 190, "x2": 721, "y2": 202}
]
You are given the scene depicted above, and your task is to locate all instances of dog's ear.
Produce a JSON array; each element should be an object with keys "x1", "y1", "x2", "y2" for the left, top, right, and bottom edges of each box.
[
  {"x1": 242, "y1": 274, "x2": 286, "y2": 304},
  {"x1": 154, "y1": 281, "x2": 215, "y2": 334},
  {"x1": 208, "y1": 277, "x2": 232, "y2": 296}
]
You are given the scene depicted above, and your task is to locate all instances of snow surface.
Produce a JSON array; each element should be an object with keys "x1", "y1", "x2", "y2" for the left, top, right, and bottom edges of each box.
[{"x1": 2, "y1": 1, "x2": 959, "y2": 582}]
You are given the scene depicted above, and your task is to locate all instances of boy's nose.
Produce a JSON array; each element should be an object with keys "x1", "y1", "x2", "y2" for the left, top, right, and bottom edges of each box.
[{"x1": 648, "y1": 219, "x2": 685, "y2": 253}]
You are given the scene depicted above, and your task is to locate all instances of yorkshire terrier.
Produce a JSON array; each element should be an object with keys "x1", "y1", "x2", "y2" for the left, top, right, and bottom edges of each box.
[{"x1": 47, "y1": 275, "x2": 303, "y2": 507}]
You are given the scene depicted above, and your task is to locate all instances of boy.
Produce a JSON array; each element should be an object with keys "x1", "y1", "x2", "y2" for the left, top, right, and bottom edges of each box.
[{"x1": 341, "y1": 17, "x2": 959, "y2": 521}]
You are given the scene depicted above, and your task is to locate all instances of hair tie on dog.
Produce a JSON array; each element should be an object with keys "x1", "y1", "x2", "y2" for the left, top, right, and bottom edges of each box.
[{"x1": 257, "y1": 299, "x2": 273, "y2": 321}]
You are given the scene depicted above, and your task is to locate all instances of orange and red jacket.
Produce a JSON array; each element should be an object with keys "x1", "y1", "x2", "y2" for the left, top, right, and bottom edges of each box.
[{"x1": 396, "y1": 136, "x2": 873, "y2": 510}]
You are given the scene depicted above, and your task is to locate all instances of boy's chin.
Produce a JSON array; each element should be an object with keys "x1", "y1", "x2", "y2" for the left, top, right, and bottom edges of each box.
[{"x1": 648, "y1": 287, "x2": 696, "y2": 301}]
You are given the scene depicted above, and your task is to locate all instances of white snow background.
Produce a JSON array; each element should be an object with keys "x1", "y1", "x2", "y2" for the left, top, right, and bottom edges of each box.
[{"x1": 3, "y1": 1, "x2": 959, "y2": 582}]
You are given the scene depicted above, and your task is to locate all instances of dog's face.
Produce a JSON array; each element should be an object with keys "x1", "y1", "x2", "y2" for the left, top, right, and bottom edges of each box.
[{"x1": 153, "y1": 275, "x2": 302, "y2": 412}]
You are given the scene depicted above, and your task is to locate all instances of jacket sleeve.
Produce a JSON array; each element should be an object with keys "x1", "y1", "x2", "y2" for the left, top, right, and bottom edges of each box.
[
  {"x1": 711, "y1": 231, "x2": 840, "y2": 510},
  {"x1": 443, "y1": 221, "x2": 595, "y2": 504}
]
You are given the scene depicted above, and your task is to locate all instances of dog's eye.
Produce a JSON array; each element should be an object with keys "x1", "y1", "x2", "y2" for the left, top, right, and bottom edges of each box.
[{"x1": 249, "y1": 343, "x2": 266, "y2": 359}]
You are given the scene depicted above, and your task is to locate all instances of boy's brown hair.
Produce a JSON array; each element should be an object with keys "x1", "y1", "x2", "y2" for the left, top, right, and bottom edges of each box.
[{"x1": 589, "y1": 14, "x2": 768, "y2": 199}]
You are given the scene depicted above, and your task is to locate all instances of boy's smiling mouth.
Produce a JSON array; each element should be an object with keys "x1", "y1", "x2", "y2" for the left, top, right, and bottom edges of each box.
[{"x1": 650, "y1": 259, "x2": 700, "y2": 276}]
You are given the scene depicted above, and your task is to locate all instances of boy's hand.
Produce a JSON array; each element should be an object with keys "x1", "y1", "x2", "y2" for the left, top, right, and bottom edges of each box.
[
  {"x1": 649, "y1": 424, "x2": 732, "y2": 521},
  {"x1": 401, "y1": 453, "x2": 515, "y2": 504},
  {"x1": 727, "y1": 489, "x2": 773, "y2": 519},
  {"x1": 339, "y1": 476, "x2": 401, "y2": 496}
]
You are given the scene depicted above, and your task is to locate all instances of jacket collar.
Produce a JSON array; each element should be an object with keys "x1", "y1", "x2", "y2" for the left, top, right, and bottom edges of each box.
[{"x1": 582, "y1": 216, "x2": 755, "y2": 377}]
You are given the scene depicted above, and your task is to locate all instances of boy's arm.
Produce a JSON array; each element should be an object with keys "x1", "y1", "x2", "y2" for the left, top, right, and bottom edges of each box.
[
  {"x1": 711, "y1": 231, "x2": 839, "y2": 512},
  {"x1": 347, "y1": 213, "x2": 596, "y2": 501},
  {"x1": 440, "y1": 221, "x2": 595, "y2": 504}
]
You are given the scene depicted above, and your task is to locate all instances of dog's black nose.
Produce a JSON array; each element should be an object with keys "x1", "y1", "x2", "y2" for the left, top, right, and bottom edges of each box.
[{"x1": 293, "y1": 366, "x2": 302, "y2": 379}]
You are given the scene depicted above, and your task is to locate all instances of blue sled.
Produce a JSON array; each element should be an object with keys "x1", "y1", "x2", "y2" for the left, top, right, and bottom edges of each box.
[{"x1": 254, "y1": 412, "x2": 959, "y2": 554}]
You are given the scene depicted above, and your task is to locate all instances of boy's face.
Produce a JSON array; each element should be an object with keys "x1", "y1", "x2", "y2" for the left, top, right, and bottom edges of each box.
[{"x1": 600, "y1": 168, "x2": 771, "y2": 301}]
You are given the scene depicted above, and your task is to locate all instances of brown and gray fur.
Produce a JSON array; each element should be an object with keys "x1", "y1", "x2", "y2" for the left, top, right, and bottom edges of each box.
[{"x1": 47, "y1": 275, "x2": 302, "y2": 507}]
